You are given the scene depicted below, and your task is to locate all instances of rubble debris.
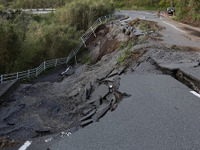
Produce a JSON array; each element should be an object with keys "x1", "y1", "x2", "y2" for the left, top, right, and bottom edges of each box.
[
  {"x1": 97, "y1": 68, "x2": 114, "y2": 81},
  {"x1": 90, "y1": 84, "x2": 109, "y2": 100},
  {"x1": 0, "y1": 138, "x2": 21, "y2": 149},
  {"x1": 102, "y1": 77, "x2": 114, "y2": 83},
  {"x1": 110, "y1": 96, "x2": 117, "y2": 111},
  {"x1": 118, "y1": 66, "x2": 126, "y2": 75},
  {"x1": 105, "y1": 93, "x2": 115, "y2": 103},
  {"x1": 83, "y1": 108, "x2": 93, "y2": 115},
  {"x1": 79, "y1": 110, "x2": 96, "y2": 122},
  {"x1": 80, "y1": 119, "x2": 93, "y2": 127},
  {"x1": 107, "y1": 69, "x2": 118, "y2": 78},
  {"x1": 35, "y1": 127, "x2": 51, "y2": 134},
  {"x1": 113, "y1": 76, "x2": 121, "y2": 91},
  {"x1": 134, "y1": 27, "x2": 144, "y2": 36},
  {"x1": 93, "y1": 96, "x2": 103, "y2": 108},
  {"x1": 92, "y1": 102, "x2": 111, "y2": 122},
  {"x1": 60, "y1": 66, "x2": 74, "y2": 76}
]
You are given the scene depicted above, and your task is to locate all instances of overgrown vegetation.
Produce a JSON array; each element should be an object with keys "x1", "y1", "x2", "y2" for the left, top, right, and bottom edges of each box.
[
  {"x1": 79, "y1": 56, "x2": 92, "y2": 65},
  {"x1": 175, "y1": 0, "x2": 200, "y2": 26},
  {"x1": 117, "y1": 49, "x2": 146, "y2": 66},
  {"x1": 113, "y1": 0, "x2": 200, "y2": 26},
  {"x1": 0, "y1": 0, "x2": 114, "y2": 74},
  {"x1": 118, "y1": 40, "x2": 136, "y2": 51}
]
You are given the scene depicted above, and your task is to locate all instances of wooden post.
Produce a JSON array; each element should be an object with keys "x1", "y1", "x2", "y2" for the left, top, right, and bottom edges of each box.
[{"x1": 17, "y1": 72, "x2": 19, "y2": 80}]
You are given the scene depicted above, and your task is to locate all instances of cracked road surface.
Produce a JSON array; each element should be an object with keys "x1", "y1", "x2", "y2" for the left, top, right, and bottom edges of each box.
[
  {"x1": 48, "y1": 75, "x2": 200, "y2": 150},
  {"x1": 116, "y1": 10, "x2": 200, "y2": 47}
]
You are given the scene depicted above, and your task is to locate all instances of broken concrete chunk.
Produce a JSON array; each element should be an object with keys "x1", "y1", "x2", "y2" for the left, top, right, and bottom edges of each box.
[
  {"x1": 118, "y1": 66, "x2": 126, "y2": 75},
  {"x1": 106, "y1": 93, "x2": 115, "y2": 103},
  {"x1": 61, "y1": 66, "x2": 74, "y2": 76},
  {"x1": 83, "y1": 108, "x2": 93, "y2": 115},
  {"x1": 134, "y1": 27, "x2": 144, "y2": 36},
  {"x1": 125, "y1": 29, "x2": 131, "y2": 35},
  {"x1": 108, "y1": 69, "x2": 118, "y2": 78},
  {"x1": 113, "y1": 76, "x2": 121, "y2": 91},
  {"x1": 131, "y1": 63, "x2": 140, "y2": 72},
  {"x1": 85, "y1": 99, "x2": 97, "y2": 105},
  {"x1": 90, "y1": 84, "x2": 109, "y2": 100},
  {"x1": 79, "y1": 109, "x2": 96, "y2": 122},
  {"x1": 80, "y1": 119, "x2": 93, "y2": 127},
  {"x1": 93, "y1": 96, "x2": 103, "y2": 108},
  {"x1": 92, "y1": 103, "x2": 111, "y2": 122},
  {"x1": 97, "y1": 69, "x2": 114, "y2": 81},
  {"x1": 35, "y1": 127, "x2": 51, "y2": 133},
  {"x1": 102, "y1": 77, "x2": 114, "y2": 83},
  {"x1": 81, "y1": 91, "x2": 87, "y2": 102},
  {"x1": 87, "y1": 82, "x2": 93, "y2": 94},
  {"x1": 81, "y1": 85, "x2": 92, "y2": 102}
]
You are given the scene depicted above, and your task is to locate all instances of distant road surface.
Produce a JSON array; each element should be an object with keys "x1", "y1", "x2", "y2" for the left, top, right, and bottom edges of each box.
[
  {"x1": 17, "y1": 8, "x2": 55, "y2": 14},
  {"x1": 116, "y1": 10, "x2": 200, "y2": 47}
]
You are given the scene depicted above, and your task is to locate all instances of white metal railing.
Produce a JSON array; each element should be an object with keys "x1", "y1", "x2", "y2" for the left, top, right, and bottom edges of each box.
[{"x1": 0, "y1": 14, "x2": 119, "y2": 83}]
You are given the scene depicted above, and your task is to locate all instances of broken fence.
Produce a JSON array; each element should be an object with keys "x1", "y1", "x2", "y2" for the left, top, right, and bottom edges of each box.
[{"x1": 0, "y1": 14, "x2": 118, "y2": 83}]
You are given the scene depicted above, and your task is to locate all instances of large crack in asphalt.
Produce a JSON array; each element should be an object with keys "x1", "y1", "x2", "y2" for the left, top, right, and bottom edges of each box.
[{"x1": 154, "y1": 62, "x2": 200, "y2": 94}]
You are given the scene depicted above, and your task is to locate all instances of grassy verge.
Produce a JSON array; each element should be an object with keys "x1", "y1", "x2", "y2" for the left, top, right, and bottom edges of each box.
[{"x1": 117, "y1": 49, "x2": 146, "y2": 67}]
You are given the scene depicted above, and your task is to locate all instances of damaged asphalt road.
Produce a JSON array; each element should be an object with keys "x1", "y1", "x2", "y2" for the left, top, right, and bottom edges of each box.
[{"x1": 2, "y1": 11, "x2": 200, "y2": 150}]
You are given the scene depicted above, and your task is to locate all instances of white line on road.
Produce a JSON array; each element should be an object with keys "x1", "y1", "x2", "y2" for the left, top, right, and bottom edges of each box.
[
  {"x1": 18, "y1": 141, "x2": 32, "y2": 150},
  {"x1": 160, "y1": 17, "x2": 185, "y2": 33},
  {"x1": 190, "y1": 91, "x2": 200, "y2": 99}
]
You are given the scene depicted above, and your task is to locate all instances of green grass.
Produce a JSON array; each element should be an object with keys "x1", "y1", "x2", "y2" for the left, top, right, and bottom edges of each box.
[
  {"x1": 117, "y1": 40, "x2": 136, "y2": 51},
  {"x1": 79, "y1": 56, "x2": 92, "y2": 65},
  {"x1": 117, "y1": 50, "x2": 132, "y2": 66}
]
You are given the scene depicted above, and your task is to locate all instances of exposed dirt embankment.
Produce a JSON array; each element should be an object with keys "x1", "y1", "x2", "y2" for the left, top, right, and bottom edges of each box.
[{"x1": 180, "y1": 18, "x2": 200, "y2": 28}]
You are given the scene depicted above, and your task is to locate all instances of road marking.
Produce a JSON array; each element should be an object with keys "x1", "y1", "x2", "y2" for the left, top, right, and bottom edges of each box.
[
  {"x1": 190, "y1": 91, "x2": 200, "y2": 99},
  {"x1": 18, "y1": 141, "x2": 32, "y2": 150},
  {"x1": 160, "y1": 17, "x2": 185, "y2": 33}
]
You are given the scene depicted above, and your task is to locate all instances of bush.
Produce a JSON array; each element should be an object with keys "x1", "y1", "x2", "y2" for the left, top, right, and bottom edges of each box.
[
  {"x1": 57, "y1": 0, "x2": 114, "y2": 30},
  {"x1": 1, "y1": 0, "x2": 114, "y2": 74}
]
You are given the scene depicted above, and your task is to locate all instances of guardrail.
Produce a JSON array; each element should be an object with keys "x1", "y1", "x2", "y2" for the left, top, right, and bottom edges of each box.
[{"x1": 0, "y1": 14, "x2": 118, "y2": 83}]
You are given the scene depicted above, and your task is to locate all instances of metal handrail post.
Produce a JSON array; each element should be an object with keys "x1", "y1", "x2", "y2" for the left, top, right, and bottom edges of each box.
[
  {"x1": 90, "y1": 27, "x2": 96, "y2": 37},
  {"x1": 1, "y1": 75, "x2": 3, "y2": 83},
  {"x1": 44, "y1": 61, "x2": 46, "y2": 70},
  {"x1": 28, "y1": 70, "x2": 30, "y2": 77},
  {"x1": 99, "y1": 17, "x2": 102, "y2": 23},
  {"x1": 17, "y1": 72, "x2": 19, "y2": 80},
  {"x1": 55, "y1": 59, "x2": 58, "y2": 66},
  {"x1": 81, "y1": 37, "x2": 86, "y2": 47},
  {"x1": 35, "y1": 68, "x2": 38, "y2": 76}
]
